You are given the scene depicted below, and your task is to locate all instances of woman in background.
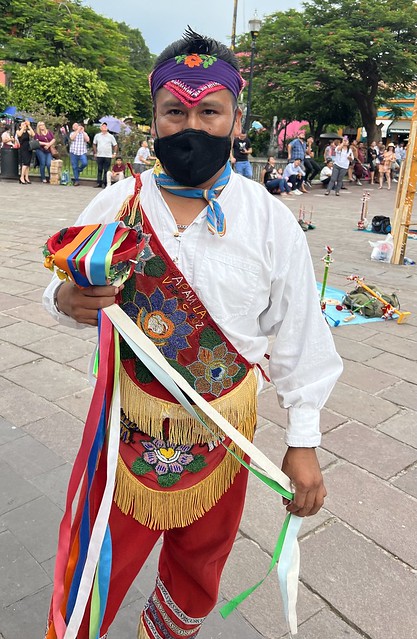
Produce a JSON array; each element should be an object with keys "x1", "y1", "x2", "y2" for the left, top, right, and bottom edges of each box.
[
  {"x1": 16, "y1": 120, "x2": 35, "y2": 184},
  {"x1": 35, "y1": 121, "x2": 56, "y2": 183}
]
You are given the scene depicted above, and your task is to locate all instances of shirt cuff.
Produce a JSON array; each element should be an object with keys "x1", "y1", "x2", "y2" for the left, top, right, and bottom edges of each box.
[{"x1": 284, "y1": 406, "x2": 322, "y2": 447}]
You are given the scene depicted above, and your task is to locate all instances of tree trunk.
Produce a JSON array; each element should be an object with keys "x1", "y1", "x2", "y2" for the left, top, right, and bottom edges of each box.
[{"x1": 352, "y1": 91, "x2": 379, "y2": 143}]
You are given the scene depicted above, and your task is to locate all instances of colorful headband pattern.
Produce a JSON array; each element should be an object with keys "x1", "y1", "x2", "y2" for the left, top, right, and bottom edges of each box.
[
  {"x1": 43, "y1": 222, "x2": 144, "y2": 288},
  {"x1": 150, "y1": 55, "x2": 245, "y2": 108}
]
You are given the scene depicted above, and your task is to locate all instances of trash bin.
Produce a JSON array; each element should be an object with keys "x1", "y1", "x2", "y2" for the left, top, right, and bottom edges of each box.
[{"x1": 0, "y1": 146, "x2": 19, "y2": 179}]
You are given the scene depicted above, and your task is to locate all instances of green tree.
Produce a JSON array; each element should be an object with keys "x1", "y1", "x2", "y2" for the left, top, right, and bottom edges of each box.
[
  {"x1": 0, "y1": 0, "x2": 154, "y2": 119},
  {"x1": 0, "y1": 85, "x2": 10, "y2": 112},
  {"x1": 10, "y1": 62, "x2": 109, "y2": 122},
  {"x1": 241, "y1": 0, "x2": 417, "y2": 142}
]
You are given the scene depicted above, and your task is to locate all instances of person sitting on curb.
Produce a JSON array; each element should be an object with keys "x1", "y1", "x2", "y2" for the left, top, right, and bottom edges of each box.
[
  {"x1": 319, "y1": 160, "x2": 334, "y2": 189},
  {"x1": 283, "y1": 158, "x2": 308, "y2": 194},
  {"x1": 262, "y1": 156, "x2": 292, "y2": 196},
  {"x1": 106, "y1": 156, "x2": 126, "y2": 187}
]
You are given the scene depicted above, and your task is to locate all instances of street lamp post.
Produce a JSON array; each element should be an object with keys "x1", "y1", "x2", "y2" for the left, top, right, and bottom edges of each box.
[{"x1": 244, "y1": 11, "x2": 262, "y2": 133}]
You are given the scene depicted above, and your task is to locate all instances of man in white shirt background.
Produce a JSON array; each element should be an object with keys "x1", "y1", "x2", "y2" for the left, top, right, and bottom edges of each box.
[
  {"x1": 92, "y1": 122, "x2": 118, "y2": 188},
  {"x1": 133, "y1": 139, "x2": 155, "y2": 173}
]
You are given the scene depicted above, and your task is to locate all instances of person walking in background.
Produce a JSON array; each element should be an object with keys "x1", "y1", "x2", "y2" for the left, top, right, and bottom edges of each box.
[
  {"x1": 69, "y1": 122, "x2": 90, "y2": 186},
  {"x1": 16, "y1": 119, "x2": 35, "y2": 184},
  {"x1": 325, "y1": 136, "x2": 354, "y2": 196},
  {"x1": 133, "y1": 139, "x2": 155, "y2": 173},
  {"x1": 304, "y1": 135, "x2": 321, "y2": 186},
  {"x1": 34, "y1": 121, "x2": 56, "y2": 184},
  {"x1": 232, "y1": 130, "x2": 253, "y2": 178},
  {"x1": 93, "y1": 122, "x2": 118, "y2": 188},
  {"x1": 106, "y1": 156, "x2": 126, "y2": 187},
  {"x1": 378, "y1": 143, "x2": 396, "y2": 190},
  {"x1": 367, "y1": 140, "x2": 379, "y2": 185}
]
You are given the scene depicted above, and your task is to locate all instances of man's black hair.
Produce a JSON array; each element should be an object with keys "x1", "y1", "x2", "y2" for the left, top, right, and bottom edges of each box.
[{"x1": 154, "y1": 27, "x2": 240, "y2": 72}]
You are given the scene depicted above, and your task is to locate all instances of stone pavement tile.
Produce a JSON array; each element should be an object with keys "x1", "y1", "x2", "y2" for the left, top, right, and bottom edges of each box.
[
  {"x1": 257, "y1": 387, "x2": 287, "y2": 427},
  {"x1": 0, "y1": 417, "x2": 24, "y2": 445},
  {"x1": 377, "y1": 409, "x2": 417, "y2": 447},
  {"x1": 0, "y1": 278, "x2": 35, "y2": 295},
  {"x1": 3, "y1": 358, "x2": 89, "y2": 401},
  {"x1": 0, "y1": 264, "x2": 52, "y2": 287},
  {"x1": 339, "y1": 359, "x2": 398, "y2": 393},
  {"x1": 220, "y1": 538, "x2": 324, "y2": 639},
  {"x1": 0, "y1": 321, "x2": 56, "y2": 346},
  {"x1": 4, "y1": 300, "x2": 58, "y2": 327},
  {"x1": 109, "y1": 597, "x2": 146, "y2": 638},
  {"x1": 333, "y1": 334, "x2": 382, "y2": 362},
  {"x1": 392, "y1": 465, "x2": 417, "y2": 499},
  {"x1": 368, "y1": 351, "x2": 417, "y2": 384},
  {"x1": 0, "y1": 434, "x2": 66, "y2": 480},
  {"x1": 380, "y1": 380, "x2": 417, "y2": 411},
  {"x1": 67, "y1": 353, "x2": 91, "y2": 373},
  {"x1": 318, "y1": 408, "x2": 348, "y2": 433},
  {"x1": 24, "y1": 410, "x2": 84, "y2": 463},
  {"x1": 56, "y1": 387, "x2": 93, "y2": 421},
  {"x1": 324, "y1": 382, "x2": 399, "y2": 426},
  {"x1": 240, "y1": 471, "x2": 332, "y2": 556},
  {"x1": 199, "y1": 600, "x2": 264, "y2": 639},
  {"x1": 363, "y1": 332, "x2": 417, "y2": 360},
  {"x1": 0, "y1": 376, "x2": 58, "y2": 427},
  {"x1": 300, "y1": 521, "x2": 417, "y2": 639},
  {"x1": 0, "y1": 461, "x2": 41, "y2": 517},
  {"x1": 322, "y1": 421, "x2": 417, "y2": 479},
  {"x1": 0, "y1": 313, "x2": 19, "y2": 329},
  {"x1": 30, "y1": 462, "x2": 72, "y2": 511},
  {"x1": 0, "y1": 341, "x2": 41, "y2": 372},
  {"x1": 296, "y1": 607, "x2": 364, "y2": 639},
  {"x1": 364, "y1": 318, "x2": 417, "y2": 337},
  {"x1": 0, "y1": 530, "x2": 50, "y2": 607},
  {"x1": 0, "y1": 584, "x2": 52, "y2": 639},
  {"x1": 0, "y1": 292, "x2": 29, "y2": 315},
  {"x1": 27, "y1": 332, "x2": 95, "y2": 363},
  {"x1": 18, "y1": 286, "x2": 44, "y2": 303},
  {"x1": 330, "y1": 323, "x2": 379, "y2": 342},
  {"x1": 0, "y1": 257, "x2": 31, "y2": 269},
  {"x1": 51, "y1": 323, "x2": 98, "y2": 341},
  {"x1": 324, "y1": 463, "x2": 417, "y2": 567},
  {"x1": 0, "y1": 495, "x2": 62, "y2": 563}
]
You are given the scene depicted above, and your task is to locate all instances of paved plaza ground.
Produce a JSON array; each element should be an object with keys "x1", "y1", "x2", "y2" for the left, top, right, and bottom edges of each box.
[{"x1": 0, "y1": 176, "x2": 416, "y2": 639}]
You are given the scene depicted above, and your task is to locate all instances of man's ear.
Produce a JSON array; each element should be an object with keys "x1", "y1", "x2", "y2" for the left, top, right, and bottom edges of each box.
[
  {"x1": 233, "y1": 108, "x2": 243, "y2": 137},
  {"x1": 151, "y1": 117, "x2": 156, "y2": 138}
]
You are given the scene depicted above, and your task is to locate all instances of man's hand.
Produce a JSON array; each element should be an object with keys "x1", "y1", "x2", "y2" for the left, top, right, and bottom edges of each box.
[
  {"x1": 56, "y1": 282, "x2": 122, "y2": 326},
  {"x1": 281, "y1": 447, "x2": 327, "y2": 517}
]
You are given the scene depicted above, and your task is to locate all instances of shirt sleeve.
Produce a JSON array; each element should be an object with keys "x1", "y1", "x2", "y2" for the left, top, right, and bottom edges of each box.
[{"x1": 259, "y1": 224, "x2": 343, "y2": 447}]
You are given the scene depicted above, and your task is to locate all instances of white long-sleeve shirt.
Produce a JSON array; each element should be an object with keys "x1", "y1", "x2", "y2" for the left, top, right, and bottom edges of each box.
[{"x1": 43, "y1": 170, "x2": 342, "y2": 447}]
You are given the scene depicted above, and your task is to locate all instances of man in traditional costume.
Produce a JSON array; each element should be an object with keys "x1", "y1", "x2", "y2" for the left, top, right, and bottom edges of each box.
[{"x1": 43, "y1": 28, "x2": 342, "y2": 639}]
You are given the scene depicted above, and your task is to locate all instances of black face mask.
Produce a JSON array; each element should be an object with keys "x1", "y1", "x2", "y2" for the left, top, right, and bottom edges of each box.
[{"x1": 154, "y1": 128, "x2": 233, "y2": 187}]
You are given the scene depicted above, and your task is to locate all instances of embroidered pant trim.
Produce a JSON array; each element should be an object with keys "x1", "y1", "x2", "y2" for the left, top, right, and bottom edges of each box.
[{"x1": 75, "y1": 461, "x2": 249, "y2": 638}]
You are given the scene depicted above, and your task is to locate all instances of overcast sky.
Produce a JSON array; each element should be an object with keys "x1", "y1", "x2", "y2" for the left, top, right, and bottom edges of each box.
[{"x1": 83, "y1": 0, "x2": 301, "y2": 55}]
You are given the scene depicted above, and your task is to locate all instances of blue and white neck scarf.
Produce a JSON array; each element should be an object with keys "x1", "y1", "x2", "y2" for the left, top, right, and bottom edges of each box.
[{"x1": 154, "y1": 162, "x2": 231, "y2": 237}]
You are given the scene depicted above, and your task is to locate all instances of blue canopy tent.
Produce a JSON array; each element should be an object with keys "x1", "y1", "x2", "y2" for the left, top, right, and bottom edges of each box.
[{"x1": 1, "y1": 106, "x2": 35, "y2": 122}]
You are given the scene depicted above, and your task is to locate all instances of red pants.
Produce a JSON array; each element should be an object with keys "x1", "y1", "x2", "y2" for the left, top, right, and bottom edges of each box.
[{"x1": 77, "y1": 464, "x2": 249, "y2": 638}]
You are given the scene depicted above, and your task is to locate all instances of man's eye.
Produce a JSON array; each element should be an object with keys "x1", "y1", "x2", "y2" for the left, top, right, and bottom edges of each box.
[
  {"x1": 168, "y1": 109, "x2": 183, "y2": 116},
  {"x1": 202, "y1": 109, "x2": 216, "y2": 115}
]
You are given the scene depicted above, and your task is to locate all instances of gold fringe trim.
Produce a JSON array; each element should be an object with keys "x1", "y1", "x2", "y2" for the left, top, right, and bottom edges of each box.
[
  {"x1": 114, "y1": 425, "x2": 254, "y2": 530},
  {"x1": 120, "y1": 365, "x2": 258, "y2": 445},
  {"x1": 115, "y1": 192, "x2": 142, "y2": 226},
  {"x1": 137, "y1": 615, "x2": 149, "y2": 639}
]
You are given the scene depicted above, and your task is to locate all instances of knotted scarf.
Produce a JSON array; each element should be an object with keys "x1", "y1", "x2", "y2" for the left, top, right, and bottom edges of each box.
[{"x1": 154, "y1": 161, "x2": 231, "y2": 236}]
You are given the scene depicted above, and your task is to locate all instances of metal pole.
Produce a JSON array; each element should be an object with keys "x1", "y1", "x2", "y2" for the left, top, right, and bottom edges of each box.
[
  {"x1": 231, "y1": 0, "x2": 238, "y2": 50},
  {"x1": 244, "y1": 37, "x2": 256, "y2": 132}
]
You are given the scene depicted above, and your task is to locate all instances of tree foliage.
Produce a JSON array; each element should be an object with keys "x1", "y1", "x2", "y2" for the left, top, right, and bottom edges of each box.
[
  {"x1": 11, "y1": 63, "x2": 109, "y2": 122},
  {"x1": 0, "y1": 0, "x2": 154, "y2": 120},
  {"x1": 238, "y1": 0, "x2": 417, "y2": 142}
]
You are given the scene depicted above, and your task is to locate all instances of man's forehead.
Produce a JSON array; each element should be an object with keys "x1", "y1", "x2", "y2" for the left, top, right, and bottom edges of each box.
[{"x1": 155, "y1": 88, "x2": 233, "y2": 109}]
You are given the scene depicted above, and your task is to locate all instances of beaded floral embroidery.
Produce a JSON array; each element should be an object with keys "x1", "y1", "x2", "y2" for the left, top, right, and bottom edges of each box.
[{"x1": 131, "y1": 438, "x2": 207, "y2": 487}]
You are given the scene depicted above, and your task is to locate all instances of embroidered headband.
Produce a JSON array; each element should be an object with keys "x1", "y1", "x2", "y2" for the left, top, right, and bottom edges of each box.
[{"x1": 150, "y1": 55, "x2": 245, "y2": 108}]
